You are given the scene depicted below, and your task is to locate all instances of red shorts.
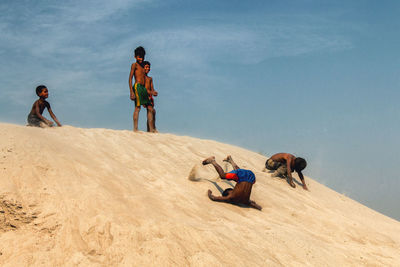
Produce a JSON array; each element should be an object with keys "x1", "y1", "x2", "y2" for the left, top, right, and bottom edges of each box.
[
  {"x1": 225, "y1": 172, "x2": 238, "y2": 182},
  {"x1": 149, "y1": 95, "x2": 154, "y2": 107}
]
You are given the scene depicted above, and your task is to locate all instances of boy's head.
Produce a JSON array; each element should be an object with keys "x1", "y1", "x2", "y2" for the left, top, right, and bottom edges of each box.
[
  {"x1": 222, "y1": 188, "x2": 233, "y2": 197},
  {"x1": 294, "y1": 157, "x2": 307, "y2": 172},
  {"x1": 143, "y1": 61, "x2": 151, "y2": 74},
  {"x1": 36, "y1": 85, "x2": 48, "y2": 98},
  {"x1": 134, "y1": 46, "x2": 146, "y2": 63}
]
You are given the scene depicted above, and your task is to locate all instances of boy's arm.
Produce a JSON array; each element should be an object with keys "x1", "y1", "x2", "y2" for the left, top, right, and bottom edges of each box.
[
  {"x1": 286, "y1": 158, "x2": 296, "y2": 187},
  {"x1": 34, "y1": 101, "x2": 53, "y2": 125},
  {"x1": 150, "y1": 78, "x2": 157, "y2": 96},
  {"x1": 129, "y1": 63, "x2": 136, "y2": 100},
  {"x1": 48, "y1": 107, "x2": 62, "y2": 127},
  {"x1": 297, "y1": 171, "x2": 308, "y2": 190},
  {"x1": 207, "y1": 190, "x2": 232, "y2": 202}
]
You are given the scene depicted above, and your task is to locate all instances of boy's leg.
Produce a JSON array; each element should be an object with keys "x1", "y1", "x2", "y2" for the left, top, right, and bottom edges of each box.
[
  {"x1": 202, "y1": 156, "x2": 226, "y2": 179},
  {"x1": 28, "y1": 114, "x2": 44, "y2": 127},
  {"x1": 265, "y1": 159, "x2": 277, "y2": 170},
  {"x1": 152, "y1": 108, "x2": 157, "y2": 132},
  {"x1": 271, "y1": 164, "x2": 287, "y2": 177},
  {"x1": 146, "y1": 108, "x2": 157, "y2": 132},
  {"x1": 39, "y1": 121, "x2": 51, "y2": 128},
  {"x1": 133, "y1": 106, "x2": 141, "y2": 131},
  {"x1": 146, "y1": 105, "x2": 154, "y2": 132},
  {"x1": 223, "y1": 155, "x2": 240, "y2": 170},
  {"x1": 287, "y1": 177, "x2": 296, "y2": 188}
]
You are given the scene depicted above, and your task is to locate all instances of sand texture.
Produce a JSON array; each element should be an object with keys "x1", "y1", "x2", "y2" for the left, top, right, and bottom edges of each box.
[{"x1": 0, "y1": 123, "x2": 399, "y2": 266}]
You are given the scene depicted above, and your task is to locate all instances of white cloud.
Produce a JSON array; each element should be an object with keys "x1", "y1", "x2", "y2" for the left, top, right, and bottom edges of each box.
[{"x1": 135, "y1": 21, "x2": 353, "y2": 68}]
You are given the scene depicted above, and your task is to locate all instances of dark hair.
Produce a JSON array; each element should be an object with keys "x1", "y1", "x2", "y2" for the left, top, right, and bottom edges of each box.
[
  {"x1": 143, "y1": 61, "x2": 151, "y2": 67},
  {"x1": 36, "y1": 85, "x2": 47, "y2": 96},
  {"x1": 222, "y1": 188, "x2": 233, "y2": 197},
  {"x1": 294, "y1": 157, "x2": 307, "y2": 172},
  {"x1": 134, "y1": 46, "x2": 146, "y2": 58}
]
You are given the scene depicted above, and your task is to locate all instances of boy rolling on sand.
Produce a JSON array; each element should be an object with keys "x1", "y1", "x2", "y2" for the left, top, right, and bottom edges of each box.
[
  {"x1": 203, "y1": 155, "x2": 262, "y2": 210},
  {"x1": 128, "y1": 46, "x2": 154, "y2": 132},
  {"x1": 143, "y1": 61, "x2": 158, "y2": 133},
  {"x1": 27, "y1": 85, "x2": 62, "y2": 127},
  {"x1": 265, "y1": 153, "x2": 308, "y2": 190}
]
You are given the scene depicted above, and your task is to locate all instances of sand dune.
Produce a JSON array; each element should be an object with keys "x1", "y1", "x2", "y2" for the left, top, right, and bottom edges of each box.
[{"x1": 0, "y1": 123, "x2": 399, "y2": 266}]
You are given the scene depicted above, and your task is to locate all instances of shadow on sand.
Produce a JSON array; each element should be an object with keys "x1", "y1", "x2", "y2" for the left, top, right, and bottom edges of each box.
[{"x1": 264, "y1": 169, "x2": 303, "y2": 187}]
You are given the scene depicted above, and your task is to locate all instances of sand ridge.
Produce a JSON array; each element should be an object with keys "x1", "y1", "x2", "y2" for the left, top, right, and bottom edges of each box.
[{"x1": 0, "y1": 123, "x2": 399, "y2": 266}]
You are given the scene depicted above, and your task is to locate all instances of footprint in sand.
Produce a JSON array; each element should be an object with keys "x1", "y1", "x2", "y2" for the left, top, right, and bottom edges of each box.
[{"x1": 0, "y1": 195, "x2": 38, "y2": 232}]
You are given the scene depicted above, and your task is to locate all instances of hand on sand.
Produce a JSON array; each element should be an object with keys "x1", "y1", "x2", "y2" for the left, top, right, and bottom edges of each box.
[
  {"x1": 249, "y1": 200, "x2": 262, "y2": 211},
  {"x1": 207, "y1": 190, "x2": 215, "y2": 200},
  {"x1": 289, "y1": 181, "x2": 296, "y2": 188}
]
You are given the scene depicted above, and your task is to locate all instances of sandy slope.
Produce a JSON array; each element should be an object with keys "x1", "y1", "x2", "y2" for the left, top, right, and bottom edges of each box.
[{"x1": 0, "y1": 123, "x2": 399, "y2": 266}]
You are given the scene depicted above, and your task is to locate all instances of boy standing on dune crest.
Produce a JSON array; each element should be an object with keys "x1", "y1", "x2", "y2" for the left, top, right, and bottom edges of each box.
[
  {"x1": 27, "y1": 85, "x2": 62, "y2": 127},
  {"x1": 143, "y1": 61, "x2": 158, "y2": 133},
  {"x1": 129, "y1": 46, "x2": 154, "y2": 132}
]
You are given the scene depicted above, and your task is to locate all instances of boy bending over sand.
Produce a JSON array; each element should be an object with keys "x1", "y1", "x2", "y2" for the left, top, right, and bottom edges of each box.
[
  {"x1": 27, "y1": 85, "x2": 62, "y2": 127},
  {"x1": 265, "y1": 153, "x2": 308, "y2": 190},
  {"x1": 203, "y1": 156, "x2": 262, "y2": 210}
]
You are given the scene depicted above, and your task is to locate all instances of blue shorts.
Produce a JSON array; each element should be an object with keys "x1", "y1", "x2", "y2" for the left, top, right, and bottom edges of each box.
[{"x1": 225, "y1": 169, "x2": 255, "y2": 184}]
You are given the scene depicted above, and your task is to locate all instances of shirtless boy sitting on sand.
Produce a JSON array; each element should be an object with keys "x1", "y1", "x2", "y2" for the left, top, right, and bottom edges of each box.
[
  {"x1": 203, "y1": 155, "x2": 262, "y2": 210},
  {"x1": 265, "y1": 153, "x2": 308, "y2": 190},
  {"x1": 27, "y1": 85, "x2": 62, "y2": 127}
]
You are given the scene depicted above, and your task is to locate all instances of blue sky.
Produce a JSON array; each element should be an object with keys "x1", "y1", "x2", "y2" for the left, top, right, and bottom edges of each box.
[{"x1": 1, "y1": 0, "x2": 399, "y2": 220}]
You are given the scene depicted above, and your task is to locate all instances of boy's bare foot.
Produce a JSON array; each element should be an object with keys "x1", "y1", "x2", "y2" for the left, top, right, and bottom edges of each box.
[
  {"x1": 153, "y1": 129, "x2": 159, "y2": 133},
  {"x1": 223, "y1": 155, "x2": 232, "y2": 163},
  {"x1": 202, "y1": 156, "x2": 215, "y2": 165},
  {"x1": 271, "y1": 171, "x2": 281, "y2": 178}
]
